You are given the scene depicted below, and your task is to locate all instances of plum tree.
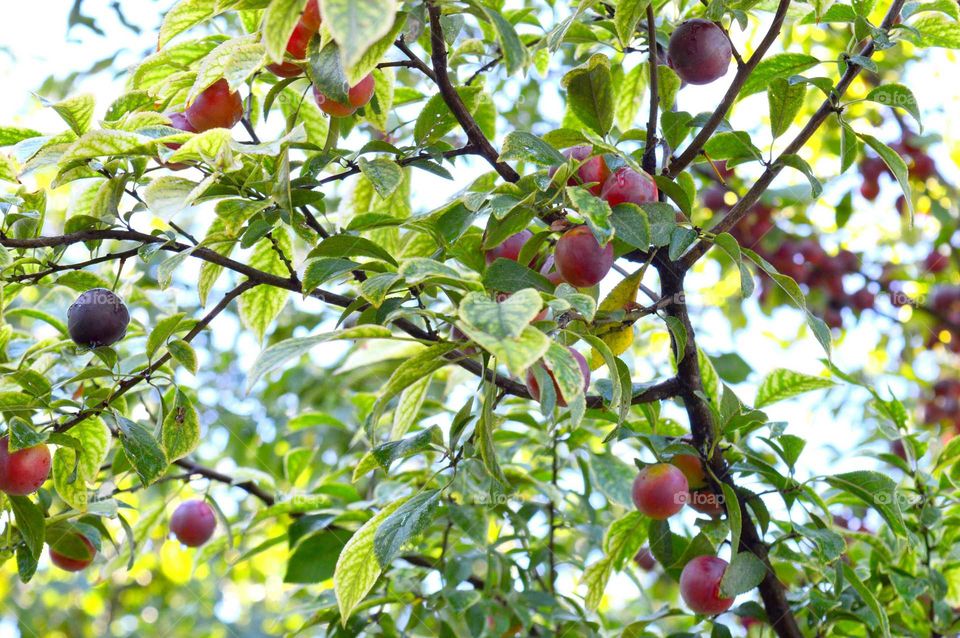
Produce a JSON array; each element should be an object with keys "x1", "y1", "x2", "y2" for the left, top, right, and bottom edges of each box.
[
  {"x1": 313, "y1": 74, "x2": 375, "y2": 117},
  {"x1": 679, "y1": 555, "x2": 735, "y2": 615},
  {"x1": 525, "y1": 347, "x2": 590, "y2": 407},
  {"x1": 631, "y1": 463, "x2": 689, "y2": 519},
  {"x1": 554, "y1": 226, "x2": 614, "y2": 288},
  {"x1": 484, "y1": 229, "x2": 533, "y2": 265},
  {"x1": 599, "y1": 167, "x2": 658, "y2": 207},
  {"x1": 667, "y1": 19, "x2": 733, "y2": 85},
  {"x1": 0, "y1": 436, "x2": 50, "y2": 496},
  {"x1": 49, "y1": 533, "x2": 97, "y2": 572},
  {"x1": 185, "y1": 79, "x2": 243, "y2": 132},
  {"x1": 67, "y1": 288, "x2": 130, "y2": 348},
  {"x1": 550, "y1": 146, "x2": 610, "y2": 196},
  {"x1": 170, "y1": 500, "x2": 217, "y2": 547}
]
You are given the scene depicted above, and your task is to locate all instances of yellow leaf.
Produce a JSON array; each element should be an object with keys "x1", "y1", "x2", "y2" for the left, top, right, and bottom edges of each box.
[
  {"x1": 589, "y1": 326, "x2": 634, "y2": 369},
  {"x1": 598, "y1": 269, "x2": 642, "y2": 313}
]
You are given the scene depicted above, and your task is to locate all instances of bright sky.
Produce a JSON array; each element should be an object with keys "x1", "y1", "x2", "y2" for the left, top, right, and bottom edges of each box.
[{"x1": 1, "y1": 0, "x2": 959, "y2": 628}]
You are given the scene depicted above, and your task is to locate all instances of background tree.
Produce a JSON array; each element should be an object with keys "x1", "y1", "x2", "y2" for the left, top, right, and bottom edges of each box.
[{"x1": 0, "y1": 0, "x2": 959, "y2": 636}]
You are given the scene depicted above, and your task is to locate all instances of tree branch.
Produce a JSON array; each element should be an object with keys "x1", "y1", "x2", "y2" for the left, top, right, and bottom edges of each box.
[
  {"x1": 426, "y1": 1, "x2": 520, "y2": 183},
  {"x1": 665, "y1": 0, "x2": 792, "y2": 178},
  {"x1": 642, "y1": 4, "x2": 659, "y2": 175},
  {"x1": 679, "y1": 0, "x2": 907, "y2": 268},
  {"x1": 657, "y1": 265, "x2": 802, "y2": 638}
]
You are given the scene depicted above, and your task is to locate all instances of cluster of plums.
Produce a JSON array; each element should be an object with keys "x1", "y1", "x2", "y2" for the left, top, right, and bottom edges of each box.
[
  {"x1": 476, "y1": 146, "x2": 658, "y2": 404},
  {"x1": 858, "y1": 136, "x2": 937, "y2": 203},
  {"x1": 724, "y1": 202, "x2": 875, "y2": 329},
  {"x1": 0, "y1": 433, "x2": 217, "y2": 571},
  {"x1": 631, "y1": 456, "x2": 735, "y2": 615},
  {"x1": 164, "y1": 0, "x2": 373, "y2": 155}
]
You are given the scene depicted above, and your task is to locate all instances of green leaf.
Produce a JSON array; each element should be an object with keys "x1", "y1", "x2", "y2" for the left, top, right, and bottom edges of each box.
[
  {"x1": 713, "y1": 233, "x2": 754, "y2": 298},
  {"x1": 615, "y1": 63, "x2": 647, "y2": 130},
  {"x1": 320, "y1": 0, "x2": 398, "y2": 72},
  {"x1": 346, "y1": 16, "x2": 406, "y2": 86},
  {"x1": 302, "y1": 258, "x2": 360, "y2": 292},
  {"x1": 358, "y1": 157, "x2": 404, "y2": 199},
  {"x1": 413, "y1": 86, "x2": 483, "y2": 145},
  {"x1": 865, "y1": 83, "x2": 922, "y2": 132},
  {"x1": 366, "y1": 343, "x2": 459, "y2": 434},
  {"x1": 373, "y1": 490, "x2": 441, "y2": 565},
  {"x1": 720, "y1": 552, "x2": 767, "y2": 597},
  {"x1": 107, "y1": 414, "x2": 168, "y2": 487},
  {"x1": 909, "y1": 14, "x2": 960, "y2": 48},
  {"x1": 8, "y1": 495, "x2": 45, "y2": 560},
  {"x1": 767, "y1": 78, "x2": 805, "y2": 139},
  {"x1": 391, "y1": 374, "x2": 433, "y2": 439},
  {"x1": 856, "y1": 133, "x2": 913, "y2": 218},
  {"x1": 608, "y1": 203, "x2": 650, "y2": 251},
  {"x1": 499, "y1": 131, "x2": 567, "y2": 166},
  {"x1": 188, "y1": 34, "x2": 266, "y2": 100},
  {"x1": 310, "y1": 233, "x2": 399, "y2": 266},
  {"x1": 755, "y1": 369, "x2": 835, "y2": 407},
  {"x1": 0, "y1": 126, "x2": 43, "y2": 146},
  {"x1": 826, "y1": 471, "x2": 906, "y2": 537},
  {"x1": 147, "y1": 313, "x2": 186, "y2": 359},
  {"x1": 159, "y1": 0, "x2": 217, "y2": 48},
  {"x1": 842, "y1": 563, "x2": 892, "y2": 637},
  {"x1": 239, "y1": 231, "x2": 293, "y2": 341},
  {"x1": 51, "y1": 94, "x2": 95, "y2": 136},
  {"x1": 589, "y1": 453, "x2": 636, "y2": 508},
  {"x1": 247, "y1": 325, "x2": 393, "y2": 391},
  {"x1": 284, "y1": 530, "x2": 349, "y2": 584},
  {"x1": 740, "y1": 54, "x2": 819, "y2": 98},
  {"x1": 334, "y1": 498, "x2": 408, "y2": 623},
  {"x1": 8, "y1": 418, "x2": 47, "y2": 452},
  {"x1": 615, "y1": 0, "x2": 651, "y2": 46},
  {"x1": 167, "y1": 340, "x2": 199, "y2": 374},
  {"x1": 52, "y1": 417, "x2": 110, "y2": 511},
  {"x1": 161, "y1": 390, "x2": 201, "y2": 462},
  {"x1": 780, "y1": 154, "x2": 823, "y2": 198},
  {"x1": 668, "y1": 227, "x2": 698, "y2": 261},
  {"x1": 483, "y1": 258, "x2": 553, "y2": 293},
  {"x1": 561, "y1": 54, "x2": 614, "y2": 136},
  {"x1": 568, "y1": 186, "x2": 614, "y2": 245},
  {"x1": 657, "y1": 65, "x2": 681, "y2": 113},
  {"x1": 458, "y1": 289, "x2": 542, "y2": 340},
  {"x1": 469, "y1": 1, "x2": 526, "y2": 75},
  {"x1": 262, "y1": 0, "x2": 309, "y2": 63}
]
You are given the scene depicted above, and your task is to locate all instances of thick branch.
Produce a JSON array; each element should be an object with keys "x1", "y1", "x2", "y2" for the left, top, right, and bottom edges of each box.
[
  {"x1": 642, "y1": 4, "x2": 659, "y2": 175},
  {"x1": 2, "y1": 230, "x2": 677, "y2": 419},
  {"x1": 426, "y1": 1, "x2": 520, "y2": 183},
  {"x1": 665, "y1": 0, "x2": 792, "y2": 178},
  {"x1": 658, "y1": 265, "x2": 802, "y2": 638},
  {"x1": 680, "y1": 0, "x2": 907, "y2": 268}
]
